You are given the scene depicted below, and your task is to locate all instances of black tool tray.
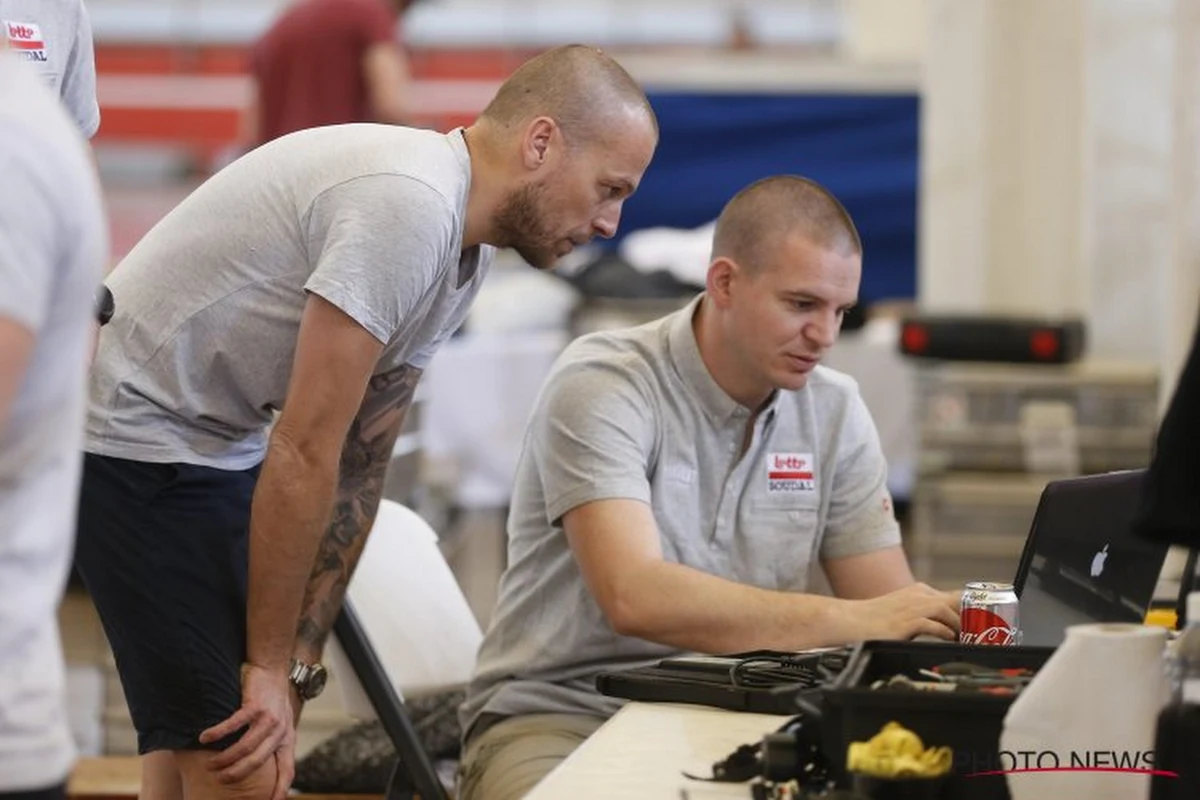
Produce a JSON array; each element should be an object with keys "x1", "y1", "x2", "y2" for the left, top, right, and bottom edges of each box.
[{"x1": 820, "y1": 640, "x2": 1056, "y2": 800}]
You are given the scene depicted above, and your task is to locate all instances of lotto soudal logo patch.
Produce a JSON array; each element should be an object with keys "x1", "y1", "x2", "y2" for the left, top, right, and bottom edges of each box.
[
  {"x1": 766, "y1": 452, "x2": 816, "y2": 494},
  {"x1": 4, "y1": 21, "x2": 48, "y2": 63}
]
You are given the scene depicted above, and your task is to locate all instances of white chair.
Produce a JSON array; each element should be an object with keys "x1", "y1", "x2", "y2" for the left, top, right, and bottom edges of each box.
[{"x1": 327, "y1": 500, "x2": 483, "y2": 800}]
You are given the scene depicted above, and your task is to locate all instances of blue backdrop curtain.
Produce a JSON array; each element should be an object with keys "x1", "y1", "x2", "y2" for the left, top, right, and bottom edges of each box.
[{"x1": 614, "y1": 92, "x2": 920, "y2": 304}]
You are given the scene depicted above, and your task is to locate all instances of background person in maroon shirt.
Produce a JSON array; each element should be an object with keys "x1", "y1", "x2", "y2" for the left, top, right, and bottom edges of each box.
[{"x1": 247, "y1": 0, "x2": 418, "y2": 146}]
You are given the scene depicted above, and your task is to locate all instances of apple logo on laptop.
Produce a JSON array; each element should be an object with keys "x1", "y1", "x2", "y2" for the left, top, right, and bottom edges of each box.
[{"x1": 1091, "y1": 544, "x2": 1109, "y2": 578}]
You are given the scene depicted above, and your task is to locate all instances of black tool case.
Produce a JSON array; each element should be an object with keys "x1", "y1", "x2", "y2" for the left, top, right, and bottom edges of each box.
[{"x1": 820, "y1": 640, "x2": 1057, "y2": 800}]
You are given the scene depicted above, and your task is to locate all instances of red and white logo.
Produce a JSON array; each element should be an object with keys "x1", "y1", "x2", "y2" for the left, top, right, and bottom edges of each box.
[
  {"x1": 4, "y1": 21, "x2": 48, "y2": 63},
  {"x1": 960, "y1": 608, "x2": 1018, "y2": 645},
  {"x1": 766, "y1": 452, "x2": 816, "y2": 493}
]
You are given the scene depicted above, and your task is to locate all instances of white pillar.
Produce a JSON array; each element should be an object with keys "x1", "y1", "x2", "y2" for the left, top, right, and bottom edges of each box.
[
  {"x1": 920, "y1": 0, "x2": 1089, "y2": 318},
  {"x1": 1084, "y1": 0, "x2": 1175, "y2": 363},
  {"x1": 841, "y1": 0, "x2": 927, "y2": 64},
  {"x1": 1162, "y1": 0, "x2": 1200, "y2": 403},
  {"x1": 920, "y1": 0, "x2": 1200, "y2": 395}
]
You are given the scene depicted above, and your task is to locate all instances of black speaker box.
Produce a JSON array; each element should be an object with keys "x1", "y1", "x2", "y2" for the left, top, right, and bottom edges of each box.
[{"x1": 898, "y1": 315, "x2": 1086, "y2": 364}]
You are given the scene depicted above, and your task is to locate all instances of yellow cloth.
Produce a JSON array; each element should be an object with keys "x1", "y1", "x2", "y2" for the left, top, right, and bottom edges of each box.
[{"x1": 847, "y1": 721, "x2": 952, "y2": 779}]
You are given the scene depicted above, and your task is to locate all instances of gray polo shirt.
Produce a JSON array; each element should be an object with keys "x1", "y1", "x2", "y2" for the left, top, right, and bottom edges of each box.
[{"x1": 461, "y1": 295, "x2": 900, "y2": 735}]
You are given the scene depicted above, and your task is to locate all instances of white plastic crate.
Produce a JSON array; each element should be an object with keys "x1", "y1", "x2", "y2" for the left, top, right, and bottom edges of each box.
[{"x1": 917, "y1": 361, "x2": 1158, "y2": 474}]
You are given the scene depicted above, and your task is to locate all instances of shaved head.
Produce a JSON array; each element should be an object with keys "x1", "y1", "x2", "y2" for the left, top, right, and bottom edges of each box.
[
  {"x1": 468, "y1": 46, "x2": 657, "y2": 270},
  {"x1": 711, "y1": 175, "x2": 861, "y2": 272},
  {"x1": 480, "y1": 44, "x2": 658, "y2": 146}
]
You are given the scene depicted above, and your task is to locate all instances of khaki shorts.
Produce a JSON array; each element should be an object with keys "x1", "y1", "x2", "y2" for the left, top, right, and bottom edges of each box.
[{"x1": 457, "y1": 713, "x2": 606, "y2": 800}]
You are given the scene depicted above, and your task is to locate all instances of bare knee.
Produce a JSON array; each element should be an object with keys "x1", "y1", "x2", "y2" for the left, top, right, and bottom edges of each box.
[
  {"x1": 172, "y1": 749, "x2": 278, "y2": 800},
  {"x1": 140, "y1": 751, "x2": 183, "y2": 800}
]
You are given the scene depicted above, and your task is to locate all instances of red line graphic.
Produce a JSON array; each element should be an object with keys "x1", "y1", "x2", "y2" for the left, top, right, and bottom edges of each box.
[
  {"x1": 768, "y1": 472, "x2": 813, "y2": 480},
  {"x1": 8, "y1": 39, "x2": 44, "y2": 50},
  {"x1": 966, "y1": 767, "x2": 1178, "y2": 778}
]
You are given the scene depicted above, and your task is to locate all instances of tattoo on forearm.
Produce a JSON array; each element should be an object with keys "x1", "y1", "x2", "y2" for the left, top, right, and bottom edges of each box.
[{"x1": 295, "y1": 363, "x2": 423, "y2": 651}]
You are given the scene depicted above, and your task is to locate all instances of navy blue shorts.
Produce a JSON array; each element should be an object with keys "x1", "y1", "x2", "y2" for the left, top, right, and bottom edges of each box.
[
  {"x1": 0, "y1": 785, "x2": 65, "y2": 800},
  {"x1": 74, "y1": 453, "x2": 260, "y2": 753}
]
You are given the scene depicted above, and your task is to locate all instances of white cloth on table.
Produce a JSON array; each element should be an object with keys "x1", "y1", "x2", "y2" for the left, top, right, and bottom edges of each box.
[
  {"x1": 421, "y1": 330, "x2": 569, "y2": 508},
  {"x1": 618, "y1": 221, "x2": 715, "y2": 286}
]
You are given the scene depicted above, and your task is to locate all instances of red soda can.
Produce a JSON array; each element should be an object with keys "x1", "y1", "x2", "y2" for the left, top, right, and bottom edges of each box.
[{"x1": 959, "y1": 581, "x2": 1020, "y2": 645}]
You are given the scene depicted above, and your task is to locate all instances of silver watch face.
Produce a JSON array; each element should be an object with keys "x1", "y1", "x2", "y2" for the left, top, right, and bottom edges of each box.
[
  {"x1": 304, "y1": 663, "x2": 328, "y2": 699},
  {"x1": 290, "y1": 660, "x2": 328, "y2": 700}
]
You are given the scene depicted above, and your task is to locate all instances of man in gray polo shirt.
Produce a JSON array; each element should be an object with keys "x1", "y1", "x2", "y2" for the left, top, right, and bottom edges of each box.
[{"x1": 458, "y1": 175, "x2": 960, "y2": 800}]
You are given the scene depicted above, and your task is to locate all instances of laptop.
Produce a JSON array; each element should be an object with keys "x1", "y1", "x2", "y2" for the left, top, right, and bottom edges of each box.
[
  {"x1": 1012, "y1": 469, "x2": 1171, "y2": 647},
  {"x1": 597, "y1": 470, "x2": 1170, "y2": 710}
]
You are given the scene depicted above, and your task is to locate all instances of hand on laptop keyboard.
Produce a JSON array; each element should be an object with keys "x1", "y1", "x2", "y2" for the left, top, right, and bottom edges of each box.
[{"x1": 839, "y1": 583, "x2": 960, "y2": 642}]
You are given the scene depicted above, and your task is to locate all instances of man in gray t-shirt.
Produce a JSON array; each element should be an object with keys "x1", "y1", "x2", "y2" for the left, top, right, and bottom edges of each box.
[
  {"x1": 76, "y1": 45, "x2": 657, "y2": 799},
  {"x1": 0, "y1": 52, "x2": 105, "y2": 797},
  {"x1": 457, "y1": 176, "x2": 960, "y2": 800},
  {"x1": 1, "y1": 0, "x2": 99, "y2": 137}
]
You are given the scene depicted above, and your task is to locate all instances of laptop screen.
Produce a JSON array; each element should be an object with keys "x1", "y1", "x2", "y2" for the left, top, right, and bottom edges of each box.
[{"x1": 1013, "y1": 470, "x2": 1169, "y2": 647}]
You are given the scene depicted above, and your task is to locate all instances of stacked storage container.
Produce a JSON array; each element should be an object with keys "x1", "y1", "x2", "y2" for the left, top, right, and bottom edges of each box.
[{"x1": 909, "y1": 361, "x2": 1158, "y2": 589}]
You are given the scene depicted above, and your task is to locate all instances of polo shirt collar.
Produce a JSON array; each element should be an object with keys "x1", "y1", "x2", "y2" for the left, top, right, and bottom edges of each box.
[{"x1": 667, "y1": 294, "x2": 782, "y2": 425}]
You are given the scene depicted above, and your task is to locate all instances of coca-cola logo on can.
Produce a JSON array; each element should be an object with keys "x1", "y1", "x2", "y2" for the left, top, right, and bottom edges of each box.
[
  {"x1": 959, "y1": 581, "x2": 1020, "y2": 647},
  {"x1": 960, "y1": 623, "x2": 1018, "y2": 646}
]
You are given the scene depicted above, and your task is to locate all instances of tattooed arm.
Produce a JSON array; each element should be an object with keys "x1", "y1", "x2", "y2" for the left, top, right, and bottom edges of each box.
[
  {"x1": 241, "y1": 295, "x2": 389, "y2": 676},
  {"x1": 292, "y1": 362, "x2": 422, "y2": 663},
  {"x1": 198, "y1": 295, "x2": 390, "y2": 787}
]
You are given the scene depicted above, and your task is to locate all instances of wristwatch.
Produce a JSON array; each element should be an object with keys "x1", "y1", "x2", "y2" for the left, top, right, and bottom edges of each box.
[{"x1": 287, "y1": 658, "x2": 329, "y2": 701}]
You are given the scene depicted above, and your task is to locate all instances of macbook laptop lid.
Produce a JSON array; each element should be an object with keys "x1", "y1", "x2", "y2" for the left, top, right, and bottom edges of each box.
[{"x1": 1012, "y1": 469, "x2": 1169, "y2": 647}]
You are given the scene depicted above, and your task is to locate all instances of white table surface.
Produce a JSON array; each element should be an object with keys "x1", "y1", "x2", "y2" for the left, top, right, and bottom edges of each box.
[{"x1": 524, "y1": 702, "x2": 794, "y2": 800}]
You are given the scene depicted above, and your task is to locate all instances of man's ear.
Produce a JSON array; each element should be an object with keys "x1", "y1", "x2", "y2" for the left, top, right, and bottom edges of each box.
[
  {"x1": 520, "y1": 116, "x2": 557, "y2": 171},
  {"x1": 706, "y1": 257, "x2": 739, "y2": 309}
]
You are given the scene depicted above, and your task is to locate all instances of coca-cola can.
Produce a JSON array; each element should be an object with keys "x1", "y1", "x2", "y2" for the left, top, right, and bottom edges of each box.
[{"x1": 959, "y1": 581, "x2": 1020, "y2": 646}]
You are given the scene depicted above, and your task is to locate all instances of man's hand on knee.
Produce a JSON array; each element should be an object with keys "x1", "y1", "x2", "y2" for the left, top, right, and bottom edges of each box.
[
  {"x1": 174, "y1": 746, "x2": 287, "y2": 800},
  {"x1": 199, "y1": 663, "x2": 296, "y2": 800}
]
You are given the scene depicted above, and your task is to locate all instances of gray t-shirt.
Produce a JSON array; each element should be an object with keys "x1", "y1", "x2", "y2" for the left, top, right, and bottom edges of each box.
[
  {"x1": 461, "y1": 296, "x2": 900, "y2": 734},
  {"x1": 0, "y1": 0, "x2": 99, "y2": 137},
  {"x1": 87, "y1": 125, "x2": 493, "y2": 468},
  {"x1": 0, "y1": 52, "x2": 105, "y2": 790}
]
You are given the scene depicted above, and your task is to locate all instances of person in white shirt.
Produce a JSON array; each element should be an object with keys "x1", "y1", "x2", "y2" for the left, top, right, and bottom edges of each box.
[{"x1": 0, "y1": 49, "x2": 106, "y2": 800}]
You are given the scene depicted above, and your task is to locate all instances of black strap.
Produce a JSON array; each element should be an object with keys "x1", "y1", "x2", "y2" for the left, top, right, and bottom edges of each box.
[
  {"x1": 95, "y1": 285, "x2": 115, "y2": 326},
  {"x1": 682, "y1": 715, "x2": 806, "y2": 783},
  {"x1": 682, "y1": 705, "x2": 834, "y2": 789}
]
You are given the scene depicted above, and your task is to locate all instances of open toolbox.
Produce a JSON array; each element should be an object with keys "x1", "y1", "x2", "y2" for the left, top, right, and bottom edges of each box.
[{"x1": 820, "y1": 640, "x2": 1056, "y2": 800}]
